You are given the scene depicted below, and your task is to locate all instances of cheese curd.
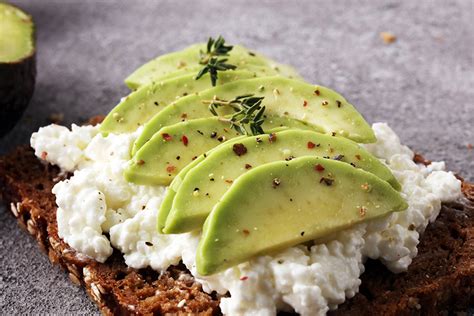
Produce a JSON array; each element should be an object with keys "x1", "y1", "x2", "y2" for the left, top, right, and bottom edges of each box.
[{"x1": 31, "y1": 122, "x2": 462, "y2": 315}]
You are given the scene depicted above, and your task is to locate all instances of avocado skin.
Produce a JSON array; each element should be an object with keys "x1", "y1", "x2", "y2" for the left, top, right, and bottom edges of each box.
[{"x1": 0, "y1": 4, "x2": 36, "y2": 137}]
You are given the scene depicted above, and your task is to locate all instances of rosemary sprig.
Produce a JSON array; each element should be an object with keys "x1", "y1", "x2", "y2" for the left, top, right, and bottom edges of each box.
[
  {"x1": 203, "y1": 95, "x2": 266, "y2": 135},
  {"x1": 195, "y1": 36, "x2": 237, "y2": 86}
]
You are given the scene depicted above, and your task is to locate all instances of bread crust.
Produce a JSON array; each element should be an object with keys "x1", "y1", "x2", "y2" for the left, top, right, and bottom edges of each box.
[{"x1": 1, "y1": 146, "x2": 472, "y2": 315}]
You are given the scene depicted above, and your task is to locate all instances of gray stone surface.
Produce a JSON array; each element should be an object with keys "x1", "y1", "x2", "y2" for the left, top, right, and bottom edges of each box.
[{"x1": 0, "y1": 0, "x2": 472, "y2": 314}]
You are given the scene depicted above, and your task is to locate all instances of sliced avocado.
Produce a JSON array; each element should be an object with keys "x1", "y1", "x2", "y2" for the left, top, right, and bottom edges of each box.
[
  {"x1": 157, "y1": 135, "x2": 249, "y2": 233},
  {"x1": 196, "y1": 156, "x2": 408, "y2": 275},
  {"x1": 100, "y1": 70, "x2": 259, "y2": 134},
  {"x1": 132, "y1": 76, "x2": 376, "y2": 154},
  {"x1": 161, "y1": 129, "x2": 400, "y2": 234},
  {"x1": 0, "y1": 3, "x2": 36, "y2": 136},
  {"x1": 125, "y1": 116, "x2": 319, "y2": 185},
  {"x1": 125, "y1": 43, "x2": 301, "y2": 89}
]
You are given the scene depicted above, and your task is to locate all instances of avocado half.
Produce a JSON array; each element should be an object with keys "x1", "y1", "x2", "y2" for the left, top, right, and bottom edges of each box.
[{"x1": 0, "y1": 3, "x2": 36, "y2": 136}]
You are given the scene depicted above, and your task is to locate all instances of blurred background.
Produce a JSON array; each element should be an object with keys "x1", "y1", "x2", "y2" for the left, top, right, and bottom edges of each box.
[{"x1": 0, "y1": 0, "x2": 472, "y2": 314}]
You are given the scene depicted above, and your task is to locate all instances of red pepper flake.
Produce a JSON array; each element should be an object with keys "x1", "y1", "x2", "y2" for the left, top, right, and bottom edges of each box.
[
  {"x1": 166, "y1": 164, "x2": 176, "y2": 173},
  {"x1": 136, "y1": 159, "x2": 145, "y2": 166},
  {"x1": 240, "y1": 276, "x2": 249, "y2": 281},
  {"x1": 41, "y1": 151, "x2": 48, "y2": 160},
  {"x1": 225, "y1": 179, "x2": 234, "y2": 184},
  {"x1": 314, "y1": 164, "x2": 325, "y2": 172},
  {"x1": 162, "y1": 133, "x2": 172, "y2": 141},
  {"x1": 303, "y1": 100, "x2": 308, "y2": 107},
  {"x1": 355, "y1": 154, "x2": 361, "y2": 160},
  {"x1": 181, "y1": 135, "x2": 189, "y2": 146},
  {"x1": 314, "y1": 89, "x2": 320, "y2": 96},
  {"x1": 233, "y1": 143, "x2": 248, "y2": 156},
  {"x1": 245, "y1": 164, "x2": 252, "y2": 169},
  {"x1": 242, "y1": 229, "x2": 250, "y2": 236},
  {"x1": 307, "y1": 141, "x2": 316, "y2": 149},
  {"x1": 319, "y1": 177, "x2": 334, "y2": 186},
  {"x1": 269, "y1": 133, "x2": 277, "y2": 143}
]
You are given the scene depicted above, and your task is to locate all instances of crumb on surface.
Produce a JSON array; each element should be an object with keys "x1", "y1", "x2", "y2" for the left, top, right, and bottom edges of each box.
[{"x1": 380, "y1": 32, "x2": 397, "y2": 44}]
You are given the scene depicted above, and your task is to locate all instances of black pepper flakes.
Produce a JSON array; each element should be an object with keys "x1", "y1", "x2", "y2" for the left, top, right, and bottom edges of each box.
[
  {"x1": 333, "y1": 154, "x2": 344, "y2": 161},
  {"x1": 197, "y1": 130, "x2": 204, "y2": 135},
  {"x1": 245, "y1": 164, "x2": 252, "y2": 169},
  {"x1": 217, "y1": 136, "x2": 226, "y2": 142},
  {"x1": 145, "y1": 242, "x2": 153, "y2": 246},
  {"x1": 176, "y1": 156, "x2": 181, "y2": 160},
  {"x1": 285, "y1": 156, "x2": 295, "y2": 161},
  {"x1": 300, "y1": 231, "x2": 305, "y2": 236},
  {"x1": 272, "y1": 178, "x2": 281, "y2": 188},
  {"x1": 319, "y1": 177, "x2": 334, "y2": 186},
  {"x1": 269, "y1": 133, "x2": 277, "y2": 143},
  {"x1": 336, "y1": 100, "x2": 342, "y2": 108},
  {"x1": 233, "y1": 143, "x2": 248, "y2": 156},
  {"x1": 154, "y1": 101, "x2": 159, "y2": 106},
  {"x1": 210, "y1": 131, "x2": 217, "y2": 138},
  {"x1": 256, "y1": 137, "x2": 262, "y2": 143}
]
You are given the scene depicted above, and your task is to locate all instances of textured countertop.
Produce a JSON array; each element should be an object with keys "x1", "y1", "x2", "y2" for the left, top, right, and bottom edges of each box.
[{"x1": 0, "y1": 0, "x2": 472, "y2": 314}]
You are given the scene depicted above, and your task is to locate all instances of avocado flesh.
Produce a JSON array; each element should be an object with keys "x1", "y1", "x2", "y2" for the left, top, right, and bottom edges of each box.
[
  {"x1": 125, "y1": 43, "x2": 301, "y2": 89},
  {"x1": 196, "y1": 156, "x2": 408, "y2": 275},
  {"x1": 156, "y1": 135, "x2": 251, "y2": 233},
  {"x1": 161, "y1": 129, "x2": 400, "y2": 234},
  {"x1": 132, "y1": 76, "x2": 376, "y2": 155},
  {"x1": 100, "y1": 70, "x2": 259, "y2": 134},
  {"x1": 125, "y1": 116, "x2": 319, "y2": 186},
  {"x1": 0, "y1": 3, "x2": 36, "y2": 136}
]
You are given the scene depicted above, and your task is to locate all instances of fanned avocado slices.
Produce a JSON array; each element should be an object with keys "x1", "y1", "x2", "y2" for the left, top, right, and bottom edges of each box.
[
  {"x1": 101, "y1": 70, "x2": 259, "y2": 134},
  {"x1": 125, "y1": 117, "x2": 320, "y2": 186},
  {"x1": 160, "y1": 129, "x2": 400, "y2": 234},
  {"x1": 196, "y1": 156, "x2": 408, "y2": 275},
  {"x1": 132, "y1": 76, "x2": 376, "y2": 155},
  {"x1": 0, "y1": 3, "x2": 36, "y2": 136},
  {"x1": 125, "y1": 43, "x2": 301, "y2": 89}
]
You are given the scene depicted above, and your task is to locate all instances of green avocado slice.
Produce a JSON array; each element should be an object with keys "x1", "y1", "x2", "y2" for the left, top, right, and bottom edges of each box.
[
  {"x1": 125, "y1": 43, "x2": 301, "y2": 89},
  {"x1": 157, "y1": 135, "x2": 250, "y2": 233},
  {"x1": 0, "y1": 3, "x2": 36, "y2": 136},
  {"x1": 125, "y1": 116, "x2": 320, "y2": 186},
  {"x1": 100, "y1": 70, "x2": 259, "y2": 134},
  {"x1": 196, "y1": 156, "x2": 408, "y2": 275},
  {"x1": 132, "y1": 76, "x2": 375, "y2": 155},
  {"x1": 161, "y1": 129, "x2": 400, "y2": 234}
]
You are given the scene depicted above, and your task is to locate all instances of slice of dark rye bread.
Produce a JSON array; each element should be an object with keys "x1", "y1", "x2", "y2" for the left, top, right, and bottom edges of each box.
[{"x1": 0, "y1": 146, "x2": 473, "y2": 315}]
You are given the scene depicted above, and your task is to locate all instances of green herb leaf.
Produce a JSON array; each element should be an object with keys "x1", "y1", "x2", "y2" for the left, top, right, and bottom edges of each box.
[
  {"x1": 203, "y1": 95, "x2": 266, "y2": 136},
  {"x1": 196, "y1": 36, "x2": 237, "y2": 86}
]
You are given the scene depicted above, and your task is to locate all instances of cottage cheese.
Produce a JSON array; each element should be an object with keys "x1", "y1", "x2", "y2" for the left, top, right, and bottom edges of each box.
[{"x1": 30, "y1": 122, "x2": 462, "y2": 315}]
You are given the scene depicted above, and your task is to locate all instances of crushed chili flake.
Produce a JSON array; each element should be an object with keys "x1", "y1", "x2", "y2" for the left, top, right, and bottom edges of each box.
[
  {"x1": 166, "y1": 165, "x2": 176, "y2": 173},
  {"x1": 41, "y1": 151, "x2": 48, "y2": 160},
  {"x1": 319, "y1": 177, "x2": 334, "y2": 186},
  {"x1": 307, "y1": 141, "x2": 316, "y2": 149},
  {"x1": 380, "y1": 32, "x2": 396, "y2": 44},
  {"x1": 355, "y1": 154, "x2": 361, "y2": 160},
  {"x1": 136, "y1": 159, "x2": 145, "y2": 166},
  {"x1": 240, "y1": 276, "x2": 249, "y2": 281},
  {"x1": 233, "y1": 143, "x2": 248, "y2": 156},
  {"x1": 314, "y1": 89, "x2": 320, "y2": 96},
  {"x1": 272, "y1": 178, "x2": 281, "y2": 188},
  {"x1": 303, "y1": 100, "x2": 308, "y2": 107},
  {"x1": 245, "y1": 164, "x2": 252, "y2": 169},
  {"x1": 467, "y1": 143, "x2": 473, "y2": 150},
  {"x1": 242, "y1": 229, "x2": 250, "y2": 236},
  {"x1": 162, "y1": 133, "x2": 172, "y2": 141},
  {"x1": 268, "y1": 133, "x2": 277, "y2": 143},
  {"x1": 225, "y1": 179, "x2": 234, "y2": 184},
  {"x1": 181, "y1": 135, "x2": 189, "y2": 146},
  {"x1": 359, "y1": 206, "x2": 367, "y2": 217},
  {"x1": 314, "y1": 164, "x2": 325, "y2": 172}
]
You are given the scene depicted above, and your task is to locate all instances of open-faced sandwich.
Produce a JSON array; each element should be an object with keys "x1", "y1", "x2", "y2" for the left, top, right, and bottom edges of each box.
[{"x1": 1, "y1": 36, "x2": 473, "y2": 315}]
